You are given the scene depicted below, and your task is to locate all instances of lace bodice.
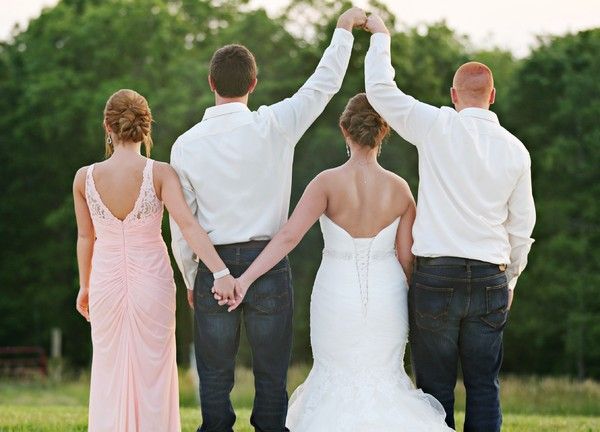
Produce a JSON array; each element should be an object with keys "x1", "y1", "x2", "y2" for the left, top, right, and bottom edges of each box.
[{"x1": 85, "y1": 159, "x2": 162, "y2": 225}]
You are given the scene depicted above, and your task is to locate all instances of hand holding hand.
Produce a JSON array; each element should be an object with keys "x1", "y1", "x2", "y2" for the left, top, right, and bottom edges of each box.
[
  {"x1": 212, "y1": 274, "x2": 236, "y2": 306},
  {"x1": 364, "y1": 14, "x2": 389, "y2": 35},
  {"x1": 337, "y1": 7, "x2": 368, "y2": 31},
  {"x1": 226, "y1": 276, "x2": 252, "y2": 312},
  {"x1": 76, "y1": 287, "x2": 90, "y2": 322}
]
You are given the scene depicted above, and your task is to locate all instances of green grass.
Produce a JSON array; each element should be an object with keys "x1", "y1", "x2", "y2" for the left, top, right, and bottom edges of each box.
[{"x1": 1, "y1": 367, "x2": 600, "y2": 431}]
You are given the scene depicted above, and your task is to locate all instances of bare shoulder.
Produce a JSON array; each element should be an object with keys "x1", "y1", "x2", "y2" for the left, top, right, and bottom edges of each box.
[
  {"x1": 152, "y1": 160, "x2": 178, "y2": 181},
  {"x1": 383, "y1": 169, "x2": 413, "y2": 195},
  {"x1": 315, "y1": 167, "x2": 342, "y2": 181},
  {"x1": 310, "y1": 167, "x2": 346, "y2": 191},
  {"x1": 73, "y1": 166, "x2": 89, "y2": 191},
  {"x1": 383, "y1": 170, "x2": 415, "y2": 215}
]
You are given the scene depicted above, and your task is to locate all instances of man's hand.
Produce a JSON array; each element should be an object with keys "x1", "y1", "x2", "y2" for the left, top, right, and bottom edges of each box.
[
  {"x1": 212, "y1": 274, "x2": 236, "y2": 306},
  {"x1": 76, "y1": 287, "x2": 90, "y2": 322},
  {"x1": 508, "y1": 288, "x2": 514, "y2": 310},
  {"x1": 187, "y1": 290, "x2": 194, "y2": 309},
  {"x1": 337, "y1": 7, "x2": 367, "y2": 32},
  {"x1": 364, "y1": 14, "x2": 390, "y2": 35}
]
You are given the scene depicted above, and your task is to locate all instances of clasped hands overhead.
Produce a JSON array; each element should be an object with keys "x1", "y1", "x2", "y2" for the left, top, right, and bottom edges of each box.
[{"x1": 194, "y1": 6, "x2": 393, "y2": 313}]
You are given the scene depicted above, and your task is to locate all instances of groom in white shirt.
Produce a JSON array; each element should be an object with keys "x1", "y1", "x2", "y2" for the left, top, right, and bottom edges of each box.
[
  {"x1": 364, "y1": 15, "x2": 536, "y2": 432},
  {"x1": 170, "y1": 8, "x2": 366, "y2": 432}
]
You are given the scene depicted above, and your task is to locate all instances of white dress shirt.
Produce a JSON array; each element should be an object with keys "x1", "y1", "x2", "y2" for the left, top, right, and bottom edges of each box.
[
  {"x1": 170, "y1": 28, "x2": 354, "y2": 290},
  {"x1": 365, "y1": 33, "x2": 536, "y2": 290}
]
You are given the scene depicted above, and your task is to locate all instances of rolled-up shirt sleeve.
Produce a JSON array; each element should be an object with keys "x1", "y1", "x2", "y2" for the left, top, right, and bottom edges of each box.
[
  {"x1": 269, "y1": 28, "x2": 354, "y2": 146},
  {"x1": 169, "y1": 142, "x2": 199, "y2": 291},
  {"x1": 505, "y1": 161, "x2": 536, "y2": 290},
  {"x1": 365, "y1": 32, "x2": 440, "y2": 146}
]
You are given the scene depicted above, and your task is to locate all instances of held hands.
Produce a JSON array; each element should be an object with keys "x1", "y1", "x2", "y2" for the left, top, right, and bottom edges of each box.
[
  {"x1": 337, "y1": 7, "x2": 389, "y2": 35},
  {"x1": 364, "y1": 14, "x2": 389, "y2": 35},
  {"x1": 212, "y1": 275, "x2": 252, "y2": 312},
  {"x1": 337, "y1": 7, "x2": 368, "y2": 31},
  {"x1": 212, "y1": 274, "x2": 236, "y2": 306},
  {"x1": 76, "y1": 287, "x2": 90, "y2": 322}
]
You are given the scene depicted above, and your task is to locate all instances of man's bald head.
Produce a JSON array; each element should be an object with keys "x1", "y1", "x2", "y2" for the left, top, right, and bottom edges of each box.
[{"x1": 451, "y1": 61, "x2": 495, "y2": 110}]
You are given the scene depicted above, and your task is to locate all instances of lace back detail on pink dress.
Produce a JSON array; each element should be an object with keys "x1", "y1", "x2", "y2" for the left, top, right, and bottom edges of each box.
[
  {"x1": 84, "y1": 158, "x2": 179, "y2": 431},
  {"x1": 85, "y1": 159, "x2": 162, "y2": 225}
]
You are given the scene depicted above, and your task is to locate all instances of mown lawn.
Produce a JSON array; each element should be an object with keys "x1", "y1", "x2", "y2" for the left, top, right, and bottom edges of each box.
[{"x1": 1, "y1": 367, "x2": 599, "y2": 431}]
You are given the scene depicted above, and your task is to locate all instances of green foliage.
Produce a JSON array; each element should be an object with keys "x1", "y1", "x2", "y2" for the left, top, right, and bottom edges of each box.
[
  {"x1": 0, "y1": 0, "x2": 598, "y2": 378},
  {"x1": 502, "y1": 29, "x2": 600, "y2": 379}
]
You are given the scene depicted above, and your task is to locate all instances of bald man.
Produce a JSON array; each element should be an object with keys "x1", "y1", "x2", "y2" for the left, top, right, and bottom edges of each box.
[{"x1": 364, "y1": 16, "x2": 535, "y2": 432}]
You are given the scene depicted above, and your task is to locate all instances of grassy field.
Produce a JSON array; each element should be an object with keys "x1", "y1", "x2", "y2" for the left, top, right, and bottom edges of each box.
[{"x1": 1, "y1": 366, "x2": 600, "y2": 431}]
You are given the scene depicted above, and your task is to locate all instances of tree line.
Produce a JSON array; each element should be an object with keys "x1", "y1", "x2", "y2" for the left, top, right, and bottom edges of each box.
[{"x1": 0, "y1": 0, "x2": 598, "y2": 378}]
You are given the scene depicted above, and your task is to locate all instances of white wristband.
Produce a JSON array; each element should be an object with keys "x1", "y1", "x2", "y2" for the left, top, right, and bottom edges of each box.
[{"x1": 213, "y1": 268, "x2": 230, "y2": 280}]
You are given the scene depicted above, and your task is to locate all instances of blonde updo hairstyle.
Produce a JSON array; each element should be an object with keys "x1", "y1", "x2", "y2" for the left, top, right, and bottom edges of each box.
[
  {"x1": 103, "y1": 89, "x2": 153, "y2": 157},
  {"x1": 339, "y1": 93, "x2": 390, "y2": 150}
]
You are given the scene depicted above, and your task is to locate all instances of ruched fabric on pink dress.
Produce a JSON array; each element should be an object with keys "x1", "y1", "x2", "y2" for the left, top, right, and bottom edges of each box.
[{"x1": 84, "y1": 159, "x2": 181, "y2": 432}]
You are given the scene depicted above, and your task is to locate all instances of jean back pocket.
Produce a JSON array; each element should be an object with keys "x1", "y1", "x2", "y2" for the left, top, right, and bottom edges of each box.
[
  {"x1": 480, "y1": 282, "x2": 509, "y2": 329},
  {"x1": 414, "y1": 283, "x2": 454, "y2": 331},
  {"x1": 249, "y1": 267, "x2": 291, "y2": 315}
]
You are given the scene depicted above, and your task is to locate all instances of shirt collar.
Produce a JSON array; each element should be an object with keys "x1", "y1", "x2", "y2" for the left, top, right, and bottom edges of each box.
[
  {"x1": 459, "y1": 107, "x2": 499, "y2": 124},
  {"x1": 202, "y1": 102, "x2": 250, "y2": 120}
]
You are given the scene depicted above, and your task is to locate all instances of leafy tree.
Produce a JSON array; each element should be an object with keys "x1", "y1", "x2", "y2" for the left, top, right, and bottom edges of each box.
[
  {"x1": 1, "y1": 0, "x2": 597, "y2": 379},
  {"x1": 503, "y1": 29, "x2": 600, "y2": 378}
]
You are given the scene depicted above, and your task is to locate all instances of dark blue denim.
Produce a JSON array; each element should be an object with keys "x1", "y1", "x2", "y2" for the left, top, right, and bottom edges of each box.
[
  {"x1": 408, "y1": 257, "x2": 509, "y2": 432},
  {"x1": 193, "y1": 242, "x2": 293, "y2": 432}
]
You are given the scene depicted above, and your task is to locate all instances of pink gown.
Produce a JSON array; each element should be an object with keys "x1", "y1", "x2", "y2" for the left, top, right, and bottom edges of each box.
[{"x1": 84, "y1": 159, "x2": 181, "y2": 432}]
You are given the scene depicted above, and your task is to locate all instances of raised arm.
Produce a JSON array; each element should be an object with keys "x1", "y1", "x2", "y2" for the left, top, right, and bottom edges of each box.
[
  {"x1": 267, "y1": 7, "x2": 365, "y2": 145},
  {"x1": 394, "y1": 180, "x2": 417, "y2": 282},
  {"x1": 73, "y1": 167, "x2": 94, "y2": 322},
  {"x1": 156, "y1": 163, "x2": 234, "y2": 307},
  {"x1": 504, "y1": 161, "x2": 536, "y2": 296},
  {"x1": 226, "y1": 175, "x2": 328, "y2": 311},
  {"x1": 364, "y1": 15, "x2": 440, "y2": 146}
]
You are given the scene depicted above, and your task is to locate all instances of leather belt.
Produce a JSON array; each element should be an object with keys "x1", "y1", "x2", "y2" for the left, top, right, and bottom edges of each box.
[
  {"x1": 216, "y1": 240, "x2": 270, "y2": 249},
  {"x1": 417, "y1": 256, "x2": 507, "y2": 271}
]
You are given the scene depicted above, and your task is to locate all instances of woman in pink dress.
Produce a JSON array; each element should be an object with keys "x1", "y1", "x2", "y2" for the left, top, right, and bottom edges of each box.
[{"x1": 72, "y1": 89, "x2": 236, "y2": 432}]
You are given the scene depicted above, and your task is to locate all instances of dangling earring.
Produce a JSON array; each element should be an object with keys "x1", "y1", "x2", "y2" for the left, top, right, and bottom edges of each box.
[
  {"x1": 377, "y1": 145, "x2": 382, "y2": 158},
  {"x1": 107, "y1": 135, "x2": 113, "y2": 146},
  {"x1": 346, "y1": 145, "x2": 350, "y2": 158}
]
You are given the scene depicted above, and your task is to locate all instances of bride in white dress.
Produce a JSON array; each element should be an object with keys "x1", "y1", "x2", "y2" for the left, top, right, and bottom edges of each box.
[{"x1": 225, "y1": 93, "x2": 453, "y2": 431}]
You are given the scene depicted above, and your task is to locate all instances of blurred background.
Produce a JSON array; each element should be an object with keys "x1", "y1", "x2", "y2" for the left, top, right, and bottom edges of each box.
[{"x1": 0, "y1": 0, "x2": 599, "y2": 429}]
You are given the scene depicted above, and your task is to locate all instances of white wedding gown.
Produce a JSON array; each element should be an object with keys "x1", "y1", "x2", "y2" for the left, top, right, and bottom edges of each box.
[{"x1": 286, "y1": 214, "x2": 453, "y2": 432}]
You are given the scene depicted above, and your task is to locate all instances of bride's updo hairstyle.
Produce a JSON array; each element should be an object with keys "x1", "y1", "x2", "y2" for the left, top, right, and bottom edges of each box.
[
  {"x1": 339, "y1": 93, "x2": 390, "y2": 149},
  {"x1": 104, "y1": 89, "x2": 153, "y2": 157}
]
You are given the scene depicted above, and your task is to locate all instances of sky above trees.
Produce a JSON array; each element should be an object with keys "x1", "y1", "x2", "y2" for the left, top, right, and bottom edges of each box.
[{"x1": 1, "y1": 0, "x2": 600, "y2": 55}]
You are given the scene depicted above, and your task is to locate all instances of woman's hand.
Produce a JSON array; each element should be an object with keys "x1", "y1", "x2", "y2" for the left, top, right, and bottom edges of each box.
[
  {"x1": 76, "y1": 288, "x2": 90, "y2": 322},
  {"x1": 212, "y1": 275, "x2": 252, "y2": 312},
  {"x1": 212, "y1": 275, "x2": 236, "y2": 306},
  {"x1": 228, "y1": 276, "x2": 253, "y2": 312}
]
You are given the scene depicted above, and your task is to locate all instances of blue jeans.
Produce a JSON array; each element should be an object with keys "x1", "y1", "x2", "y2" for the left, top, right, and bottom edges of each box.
[
  {"x1": 408, "y1": 257, "x2": 509, "y2": 432},
  {"x1": 193, "y1": 241, "x2": 293, "y2": 432}
]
